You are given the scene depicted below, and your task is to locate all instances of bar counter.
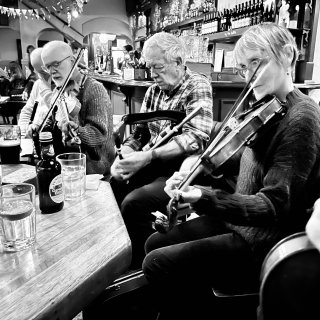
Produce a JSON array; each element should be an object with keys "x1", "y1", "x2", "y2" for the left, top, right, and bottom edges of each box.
[
  {"x1": 93, "y1": 73, "x2": 320, "y2": 121},
  {"x1": 0, "y1": 164, "x2": 132, "y2": 320}
]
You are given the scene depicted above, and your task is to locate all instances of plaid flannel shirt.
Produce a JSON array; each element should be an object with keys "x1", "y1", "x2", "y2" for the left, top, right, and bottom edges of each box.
[{"x1": 124, "y1": 68, "x2": 213, "y2": 154}]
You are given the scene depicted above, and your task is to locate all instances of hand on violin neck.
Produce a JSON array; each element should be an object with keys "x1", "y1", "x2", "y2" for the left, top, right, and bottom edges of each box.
[{"x1": 164, "y1": 171, "x2": 202, "y2": 204}]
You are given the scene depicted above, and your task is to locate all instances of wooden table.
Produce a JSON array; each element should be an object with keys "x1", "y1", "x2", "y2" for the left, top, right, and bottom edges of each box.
[{"x1": 0, "y1": 166, "x2": 132, "y2": 320}]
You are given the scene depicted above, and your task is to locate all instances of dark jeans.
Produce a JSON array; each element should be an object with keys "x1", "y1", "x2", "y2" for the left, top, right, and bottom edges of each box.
[
  {"x1": 110, "y1": 158, "x2": 183, "y2": 269},
  {"x1": 142, "y1": 215, "x2": 260, "y2": 320}
]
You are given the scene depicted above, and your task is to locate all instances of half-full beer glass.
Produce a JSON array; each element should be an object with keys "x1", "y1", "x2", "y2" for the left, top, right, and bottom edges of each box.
[{"x1": 0, "y1": 125, "x2": 21, "y2": 164}]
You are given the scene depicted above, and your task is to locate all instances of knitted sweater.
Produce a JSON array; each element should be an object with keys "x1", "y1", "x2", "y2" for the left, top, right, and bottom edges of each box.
[
  {"x1": 193, "y1": 88, "x2": 320, "y2": 263},
  {"x1": 75, "y1": 76, "x2": 115, "y2": 175}
]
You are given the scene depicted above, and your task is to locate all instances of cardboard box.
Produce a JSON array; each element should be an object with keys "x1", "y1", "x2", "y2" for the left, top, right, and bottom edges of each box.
[{"x1": 123, "y1": 68, "x2": 146, "y2": 80}]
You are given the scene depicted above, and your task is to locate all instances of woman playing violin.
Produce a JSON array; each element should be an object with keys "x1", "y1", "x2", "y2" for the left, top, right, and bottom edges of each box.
[{"x1": 142, "y1": 23, "x2": 320, "y2": 320}]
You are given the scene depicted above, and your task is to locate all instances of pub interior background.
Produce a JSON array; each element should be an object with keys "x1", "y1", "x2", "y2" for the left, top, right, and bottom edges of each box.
[
  {"x1": 0, "y1": 1, "x2": 320, "y2": 319},
  {"x1": 0, "y1": 0, "x2": 319, "y2": 125}
]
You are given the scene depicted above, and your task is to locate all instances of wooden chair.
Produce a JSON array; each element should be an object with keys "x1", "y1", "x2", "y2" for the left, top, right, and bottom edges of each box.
[
  {"x1": 82, "y1": 269, "x2": 159, "y2": 320},
  {"x1": 0, "y1": 100, "x2": 25, "y2": 125},
  {"x1": 211, "y1": 283, "x2": 259, "y2": 320}
]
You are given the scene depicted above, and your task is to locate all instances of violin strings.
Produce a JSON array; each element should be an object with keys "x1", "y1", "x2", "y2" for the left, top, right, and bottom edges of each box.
[{"x1": 176, "y1": 60, "x2": 271, "y2": 192}]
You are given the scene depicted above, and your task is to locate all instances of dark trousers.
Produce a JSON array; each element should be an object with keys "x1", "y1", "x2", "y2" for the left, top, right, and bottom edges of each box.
[
  {"x1": 110, "y1": 158, "x2": 183, "y2": 269},
  {"x1": 142, "y1": 215, "x2": 260, "y2": 320}
]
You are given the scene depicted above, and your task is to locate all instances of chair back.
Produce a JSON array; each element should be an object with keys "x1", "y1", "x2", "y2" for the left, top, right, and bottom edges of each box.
[{"x1": 0, "y1": 100, "x2": 26, "y2": 124}]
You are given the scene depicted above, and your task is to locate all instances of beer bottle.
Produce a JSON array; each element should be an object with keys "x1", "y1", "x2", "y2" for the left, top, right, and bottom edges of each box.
[{"x1": 36, "y1": 132, "x2": 64, "y2": 214}]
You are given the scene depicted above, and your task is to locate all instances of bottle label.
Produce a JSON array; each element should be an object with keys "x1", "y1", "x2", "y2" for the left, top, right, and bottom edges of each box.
[
  {"x1": 42, "y1": 144, "x2": 55, "y2": 157},
  {"x1": 49, "y1": 175, "x2": 64, "y2": 203}
]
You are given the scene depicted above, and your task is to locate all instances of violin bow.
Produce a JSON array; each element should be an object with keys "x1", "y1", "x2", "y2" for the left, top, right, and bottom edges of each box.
[{"x1": 37, "y1": 47, "x2": 86, "y2": 135}]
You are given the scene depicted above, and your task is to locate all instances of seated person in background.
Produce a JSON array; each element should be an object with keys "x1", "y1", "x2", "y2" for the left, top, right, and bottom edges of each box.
[
  {"x1": 117, "y1": 44, "x2": 133, "y2": 70},
  {"x1": 141, "y1": 23, "x2": 320, "y2": 320},
  {"x1": 110, "y1": 32, "x2": 214, "y2": 269},
  {"x1": 0, "y1": 74, "x2": 10, "y2": 96},
  {"x1": 22, "y1": 64, "x2": 38, "y2": 101},
  {"x1": 22, "y1": 45, "x2": 37, "y2": 100},
  {"x1": 8, "y1": 61, "x2": 26, "y2": 97},
  {"x1": 18, "y1": 48, "x2": 52, "y2": 137},
  {"x1": 41, "y1": 40, "x2": 114, "y2": 175}
]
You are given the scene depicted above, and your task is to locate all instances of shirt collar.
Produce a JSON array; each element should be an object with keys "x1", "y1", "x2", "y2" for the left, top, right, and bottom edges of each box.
[{"x1": 163, "y1": 66, "x2": 189, "y2": 98}]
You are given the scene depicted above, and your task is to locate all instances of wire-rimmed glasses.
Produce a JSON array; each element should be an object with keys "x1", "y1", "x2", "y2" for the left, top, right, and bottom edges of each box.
[{"x1": 41, "y1": 55, "x2": 71, "y2": 73}]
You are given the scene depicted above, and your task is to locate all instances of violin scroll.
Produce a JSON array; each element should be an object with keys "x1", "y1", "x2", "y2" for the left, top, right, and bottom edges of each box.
[{"x1": 154, "y1": 197, "x2": 179, "y2": 233}]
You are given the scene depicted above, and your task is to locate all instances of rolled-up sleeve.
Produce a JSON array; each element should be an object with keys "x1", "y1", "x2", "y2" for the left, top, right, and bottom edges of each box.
[{"x1": 173, "y1": 77, "x2": 213, "y2": 153}]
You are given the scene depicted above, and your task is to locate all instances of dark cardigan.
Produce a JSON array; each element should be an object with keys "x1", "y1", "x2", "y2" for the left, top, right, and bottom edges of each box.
[{"x1": 193, "y1": 88, "x2": 320, "y2": 263}]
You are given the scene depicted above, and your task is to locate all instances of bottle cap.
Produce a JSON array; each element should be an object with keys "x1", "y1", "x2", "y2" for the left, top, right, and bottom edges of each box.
[{"x1": 39, "y1": 131, "x2": 53, "y2": 142}]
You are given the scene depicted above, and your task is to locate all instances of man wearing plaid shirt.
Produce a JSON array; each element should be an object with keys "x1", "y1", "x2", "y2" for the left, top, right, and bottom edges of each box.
[{"x1": 111, "y1": 32, "x2": 214, "y2": 269}]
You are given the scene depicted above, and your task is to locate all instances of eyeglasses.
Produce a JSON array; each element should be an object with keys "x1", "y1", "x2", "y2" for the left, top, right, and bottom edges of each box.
[
  {"x1": 42, "y1": 56, "x2": 71, "y2": 73},
  {"x1": 235, "y1": 58, "x2": 265, "y2": 79}
]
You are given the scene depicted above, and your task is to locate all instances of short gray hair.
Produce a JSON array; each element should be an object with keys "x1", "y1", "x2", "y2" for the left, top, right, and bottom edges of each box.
[
  {"x1": 234, "y1": 22, "x2": 299, "y2": 69},
  {"x1": 142, "y1": 32, "x2": 186, "y2": 65}
]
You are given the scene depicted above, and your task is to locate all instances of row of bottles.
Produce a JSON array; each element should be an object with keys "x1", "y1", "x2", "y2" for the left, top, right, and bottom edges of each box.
[{"x1": 201, "y1": 0, "x2": 275, "y2": 35}]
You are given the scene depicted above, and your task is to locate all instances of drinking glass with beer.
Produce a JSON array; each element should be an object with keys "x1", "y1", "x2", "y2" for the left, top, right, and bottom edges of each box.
[{"x1": 0, "y1": 125, "x2": 21, "y2": 164}]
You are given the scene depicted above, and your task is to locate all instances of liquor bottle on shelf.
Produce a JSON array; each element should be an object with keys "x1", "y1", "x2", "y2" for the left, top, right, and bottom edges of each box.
[
  {"x1": 220, "y1": 9, "x2": 226, "y2": 32},
  {"x1": 228, "y1": 6, "x2": 233, "y2": 30},
  {"x1": 249, "y1": 0, "x2": 254, "y2": 26},
  {"x1": 36, "y1": 132, "x2": 64, "y2": 214},
  {"x1": 263, "y1": 3, "x2": 269, "y2": 22},
  {"x1": 289, "y1": 5, "x2": 299, "y2": 29},
  {"x1": 269, "y1": 1, "x2": 276, "y2": 23},
  {"x1": 254, "y1": 0, "x2": 260, "y2": 24},
  {"x1": 232, "y1": 4, "x2": 238, "y2": 29},
  {"x1": 303, "y1": 1, "x2": 312, "y2": 29},
  {"x1": 244, "y1": 1, "x2": 251, "y2": 27},
  {"x1": 240, "y1": 2, "x2": 245, "y2": 28},
  {"x1": 216, "y1": 10, "x2": 221, "y2": 32}
]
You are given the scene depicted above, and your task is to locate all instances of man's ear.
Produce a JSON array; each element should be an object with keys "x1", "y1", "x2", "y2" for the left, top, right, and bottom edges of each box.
[{"x1": 176, "y1": 57, "x2": 183, "y2": 66}]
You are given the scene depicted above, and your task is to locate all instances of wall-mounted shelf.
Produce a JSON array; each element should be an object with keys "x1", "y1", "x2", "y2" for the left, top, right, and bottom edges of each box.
[
  {"x1": 134, "y1": 36, "x2": 147, "y2": 43},
  {"x1": 206, "y1": 26, "x2": 251, "y2": 43},
  {"x1": 164, "y1": 15, "x2": 204, "y2": 31}
]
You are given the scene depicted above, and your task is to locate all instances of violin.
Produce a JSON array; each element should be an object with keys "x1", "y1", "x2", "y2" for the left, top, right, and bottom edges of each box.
[{"x1": 154, "y1": 61, "x2": 287, "y2": 233}]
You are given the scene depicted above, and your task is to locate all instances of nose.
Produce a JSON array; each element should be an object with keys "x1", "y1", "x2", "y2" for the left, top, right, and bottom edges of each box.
[
  {"x1": 150, "y1": 68, "x2": 158, "y2": 78},
  {"x1": 246, "y1": 68, "x2": 257, "y2": 82}
]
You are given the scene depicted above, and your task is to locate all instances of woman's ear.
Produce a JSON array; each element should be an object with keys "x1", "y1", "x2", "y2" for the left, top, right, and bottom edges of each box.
[{"x1": 282, "y1": 44, "x2": 294, "y2": 67}]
